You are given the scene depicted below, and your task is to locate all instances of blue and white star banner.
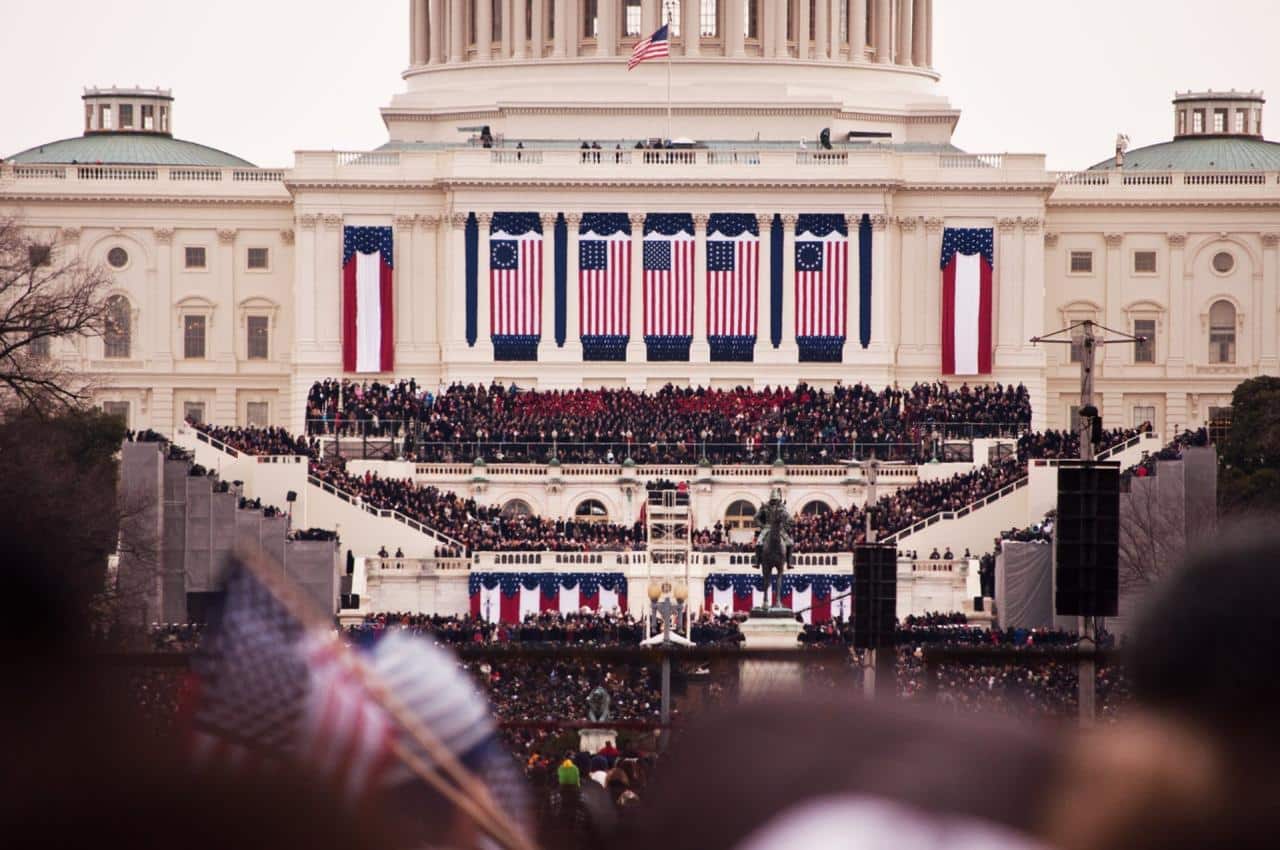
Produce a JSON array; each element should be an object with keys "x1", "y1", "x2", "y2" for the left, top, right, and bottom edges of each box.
[
  {"x1": 490, "y1": 212, "x2": 543, "y2": 361},
  {"x1": 579, "y1": 213, "x2": 632, "y2": 361},
  {"x1": 795, "y1": 214, "x2": 849, "y2": 363},
  {"x1": 707, "y1": 213, "x2": 759, "y2": 362},
  {"x1": 644, "y1": 213, "x2": 695, "y2": 361}
]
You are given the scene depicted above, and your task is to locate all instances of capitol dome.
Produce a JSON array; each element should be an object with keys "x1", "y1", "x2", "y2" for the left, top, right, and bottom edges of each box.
[
  {"x1": 389, "y1": 1, "x2": 954, "y2": 145},
  {"x1": 7, "y1": 87, "x2": 255, "y2": 168}
]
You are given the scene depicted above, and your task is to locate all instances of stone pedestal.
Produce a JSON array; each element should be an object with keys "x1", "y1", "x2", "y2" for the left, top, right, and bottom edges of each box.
[
  {"x1": 738, "y1": 610, "x2": 804, "y2": 698},
  {"x1": 577, "y1": 728, "x2": 619, "y2": 755}
]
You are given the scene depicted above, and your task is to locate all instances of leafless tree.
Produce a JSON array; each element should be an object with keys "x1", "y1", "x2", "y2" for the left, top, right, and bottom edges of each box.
[{"x1": 0, "y1": 216, "x2": 115, "y2": 413}]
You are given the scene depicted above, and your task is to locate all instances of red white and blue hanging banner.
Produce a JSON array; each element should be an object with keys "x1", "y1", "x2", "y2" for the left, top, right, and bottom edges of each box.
[
  {"x1": 707, "y1": 213, "x2": 759, "y2": 362},
  {"x1": 469, "y1": 573, "x2": 628, "y2": 624},
  {"x1": 579, "y1": 213, "x2": 632, "y2": 361},
  {"x1": 941, "y1": 227, "x2": 995, "y2": 376},
  {"x1": 342, "y1": 226, "x2": 394, "y2": 373},
  {"x1": 643, "y1": 213, "x2": 695, "y2": 361},
  {"x1": 794, "y1": 214, "x2": 849, "y2": 363},
  {"x1": 490, "y1": 212, "x2": 543, "y2": 361},
  {"x1": 703, "y1": 574, "x2": 853, "y2": 624}
]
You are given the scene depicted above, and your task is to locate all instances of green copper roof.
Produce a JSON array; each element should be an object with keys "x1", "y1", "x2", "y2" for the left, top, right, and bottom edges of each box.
[
  {"x1": 1088, "y1": 137, "x2": 1280, "y2": 172},
  {"x1": 8, "y1": 133, "x2": 255, "y2": 167}
]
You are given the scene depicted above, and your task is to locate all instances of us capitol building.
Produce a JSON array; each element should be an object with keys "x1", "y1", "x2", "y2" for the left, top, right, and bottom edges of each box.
[{"x1": 3, "y1": 0, "x2": 1277, "y2": 438}]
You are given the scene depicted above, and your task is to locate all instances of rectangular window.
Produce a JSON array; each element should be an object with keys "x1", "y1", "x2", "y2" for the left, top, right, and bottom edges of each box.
[
  {"x1": 119, "y1": 104, "x2": 134, "y2": 128},
  {"x1": 1134, "y1": 319, "x2": 1156, "y2": 363},
  {"x1": 1069, "y1": 329, "x2": 1085, "y2": 363},
  {"x1": 1193, "y1": 110, "x2": 1204, "y2": 133},
  {"x1": 1208, "y1": 406, "x2": 1232, "y2": 444},
  {"x1": 100, "y1": 105, "x2": 112, "y2": 130},
  {"x1": 247, "y1": 247, "x2": 270, "y2": 270},
  {"x1": 246, "y1": 402, "x2": 270, "y2": 427},
  {"x1": 492, "y1": 0, "x2": 502, "y2": 41},
  {"x1": 668, "y1": 0, "x2": 682, "y2": 36},
  {"x1": 28, "y1": 244, "x2": 52, "y2": 267},
  {"x1": 744, "y1": 0, "x2": 759, "y2": 39},
  {"x1": 247, "y1": 315, "x2": 270, "y2": 360},
  {"x1": 185, "y1": 246, "x2": 207, "y2": 269},
  {"x1": 183, "y1": 402, "x2": 206, "y2": 424},
  {"x1": 29, "y1": 336, "x2": 51, "y2": 358},
  {"x1": 701, "y1": 0, "x2": 718, "y2": 37},
  {"x1": 1214, "y1": 109, "x2": 1227, "y2": 133},
  {"x1": 184, "y1": 315, "x2": 207, "y2": 359},
  {"x1": 583, "y1": 0, "x2": 598, "y2": 37},
  {"x1": 1235, "y1": 110, "x2": 1247, "y2": 133},
  {"x1": 1133, "y1": 406, "x2": 1156, "y2": 428},
  {"x1": 1069, "y1": 251, "x2": 1093, "y2": 274},
  {"x1": 624, "y1": 0, "x2": 641, "y2": 36},
  {"x1": 1210, "y1": 330, "x2": 1236, "y2": 364},
  {"x1": 103, "y1": 401, "x2": 130, "y2": 425},
  {"x1": 865, "y1": 0, "x2": 873, "y2": 44},
  {"x1": 142, "y1": 104, "x2": 155, "y2": 131},
  {"x1": 1134, "y1": 251, "x2": 1157, "y2": 274}
]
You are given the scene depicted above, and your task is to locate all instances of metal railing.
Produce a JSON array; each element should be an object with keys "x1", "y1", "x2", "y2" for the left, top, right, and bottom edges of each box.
[{"x1": 881, "y1": 477, "x2": 1029, "y2": 544}]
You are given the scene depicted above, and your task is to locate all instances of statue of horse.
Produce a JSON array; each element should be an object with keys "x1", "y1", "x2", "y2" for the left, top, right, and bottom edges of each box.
[{"x1": 754, "y1": 492, "x2": 794, "y2": 609}]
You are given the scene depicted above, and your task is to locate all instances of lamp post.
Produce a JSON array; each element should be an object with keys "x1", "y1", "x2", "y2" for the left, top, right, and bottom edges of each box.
[
  {"x1": 624, "y1": 429, "x2": 634, "y2": 463},
  {"x1": 700, "y1": 429, "x2": 709, "y2": 463},
  {"x1": 551, "y1": 429, "x2": 559, "y2": 462},
  {"x1": 862, "y1": 458, "x2": 880, "y2": 544},
  {"x1": 647, "y1": 578, "x2": 688, "y2": 735}
]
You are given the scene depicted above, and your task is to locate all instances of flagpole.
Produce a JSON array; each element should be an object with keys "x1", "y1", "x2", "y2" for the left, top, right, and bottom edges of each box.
[{"x1": 665, "y1": 1, "x2": 673, "y2": 141}]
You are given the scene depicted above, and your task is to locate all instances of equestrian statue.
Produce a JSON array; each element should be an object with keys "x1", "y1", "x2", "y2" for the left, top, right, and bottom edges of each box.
[{"x1": 754, "y1": 490, "x2": 795, "y2": 609}]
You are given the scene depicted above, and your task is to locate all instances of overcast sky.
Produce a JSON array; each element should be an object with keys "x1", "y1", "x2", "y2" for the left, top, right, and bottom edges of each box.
[{"x1": 2, "y1": 0, "x2": 1277, "y2": 170}]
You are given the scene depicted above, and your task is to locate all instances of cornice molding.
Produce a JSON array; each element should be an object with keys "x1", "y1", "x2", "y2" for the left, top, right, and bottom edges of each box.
[{"x1": 0, "y1": 192, "x2": 290, "y2": 208}]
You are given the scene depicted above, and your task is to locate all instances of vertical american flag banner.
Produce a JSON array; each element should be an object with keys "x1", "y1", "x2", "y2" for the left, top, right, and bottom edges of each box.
[
  {"x1": 941, "y1": 227, "x2": 995, "y2": 376},
  {"x1": 342, "y1": 226, "x2": 394, "y2": 373},
  {"x1": 795, "y1": 214, "x2": 849, "y2": 362},
  {"x1": 579, "y1": 213, "x2": 632, "y2": 361},
  {"x1": 489, "y1": 212, "x2": 543, "y2": 361},
  {"x1": 707, "y1": 213, "x2": 759, "y2": 362},
  {"x1": 643, "y1": 213, "x2": 695, "y2": 361}
]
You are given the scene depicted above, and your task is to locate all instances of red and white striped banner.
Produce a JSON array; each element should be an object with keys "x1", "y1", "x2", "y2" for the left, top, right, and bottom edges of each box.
[
  {"x1": 490, "y1": 231, "x2": 542, "y2": 338},
  {"x1": 795, "y1": 233, "x2": 849, "y2": 340},
  {"x1": 707, "y1": 233, "x2": 759, "y2": 338},
  {"x1": 579, "y1": 234, "x2": 631, "y2": 338},
  {"x1": 643, "y1": 233, "x2": 695, "y2": 338}
]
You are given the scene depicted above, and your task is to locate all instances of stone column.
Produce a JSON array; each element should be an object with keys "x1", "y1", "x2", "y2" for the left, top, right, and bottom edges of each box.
[
  {"x1": 924, "y1": 0, "x2": 933, "y2": 66},
  {"x1": 294, "y1": 216, "x2": 317, "y2": 353},
  {"x1": 755, "y1": 213, "x2": 772, "y2": 362},
  {"x1": 642, "y1": 0, "x2": 659, "y2": 35},
  {"x1": 896, "y1": 217, "x2": 919, "y2": 349},
  {"x1": 215, "y1": 228, "x2": 237, "y2": 372},
  {"x1": 1021, "y1": 218, "x2": 1044, "y2": 354},
  {"x1": 538, "y1": 213, "x2": 558, "y2": 360},
  {"x1": 553, "y1": 0, "x2": 568, "y2": 56},
  {"x1": 775, "y1": 0, "x2": 789, "y2": 57},
  {"x1": 726, "y1": 0, "x2": 745, "y2": 57},
  {"x1": 843, "y1": 214, "x2": 858, "y2": 361},
  {"x1": 995, "y1": 218, "x2": 1017, "y2": 354},
  {"x1": 898, "y1": 0, "x2": 913, "y2": 65},
  {"x1": 797, "y1": 0, "x2": 811, "y2": 60},
  {"x1": 430, "y1": 0, "x2": 445, "y2": 63},
  {"x1": 1262, "y1": 233, "x2": 1280, "y2": 371},
  {"x1": 683, "y1": 0, "x2": 700, "y2": 56},
  {"x1": 318, "y1": 216, "x2": 343, "y2": 349},
  {"x1": 412, "y1": 0, "x2": 428, "y2": 64},
  {"x1": 565, "y1": 213, "x2": 583, "y2": 357},
  {"x1": 395, "y1": 216, "x2": 417, "y2": 357},
  {"x1": 417, "y1": 216, "x2": 441, "y2": 359},
  {"x1": 442, "y1": 213, "x2": 469, "y2": 353},
  {"x1": 564, "y1": 0, "x2": 578, "y2": 57},
  {"x1": 692, "y1": 213, "x2": 710, "y2": 360},
  {"x1": 501, "y1": 0, "x2": 513, "y2": 57},
  {"x1": 814, "y1": 0, "x2": 829, "y2": 60},
  {"x1": 476, "y1": 213, "x2": 492, "y2": 348},
  {"x1": 870, "y1": 214, "x2": 891, "y2": 357},
  {"x1": 1103, "y1": 233, "x2": 1124, "y2": 368},
  {"x1": 450, "y1": 0, "x2": 465, "y2": 62},
  {"x1": 912, "y1": 0, "x2": 926, "y2": 66},
  {"x1": 477, "y1": 0, "x2": 493, "y2": 60},
  {"x1": 531, "y1": 0, "x2": 545, "y2": 57},
  {"x1": 851, "y1": 0, "x2": 867, "y2": 60},
  {"x1": 628, "y1": 213, "x2": 647, "y2": 361},
  {"x1": 512, "y1": 0, "x2": 527, "y2": 57},
  {"x1": 153, "y1": 227, "x2": 175, "y2": 368},
  {"x1": 874, "y1": 0, "x2": 891, "y2": 63},
  {"x1": 598, "y1": 0, "x2": 617, "y2": 56},
  {"x1": 781, "y1": 214, "x2": 798, "y2": 355},
  {"x1": 924, "y1": 217, "x2": 944, "y2": 359}
]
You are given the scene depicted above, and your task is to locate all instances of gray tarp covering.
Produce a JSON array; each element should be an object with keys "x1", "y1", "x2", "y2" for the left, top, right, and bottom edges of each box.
[{"x1": 996, "y1": 541, "x2": 1054, "y2": 630}]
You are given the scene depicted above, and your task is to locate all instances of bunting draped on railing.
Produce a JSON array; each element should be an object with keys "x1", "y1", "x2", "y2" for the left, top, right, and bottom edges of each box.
[
  {"x1": 342, "y1": 226, "x2": 394, "y2": 374},
  {"x1": 707, "y1": 213, "x2": 759, "y2": 362},
  {"x1": 795, "y1": 214, "x2": 849, "y2": 363},
  {"x1": 468, "y1": 573, "x2": 628, "y2": 623},
  {"x1": 703, "y1": 573, "x2": 853, "y2": 624},
  {"x1": 643, "y1": 213, "x2": 695, "y2": 361},
  {"x1": 579, "y1": 213, "x2": 632, "y2": 361},
  {"x1": 489, "y1": 212, "x2": 543, "y2": 361},
  {"x1": 858, "y1": 213, "x2": 873, "y2": 350},
  {"x1": 941, "y1": 227, "x2": 995, "y2": 376}
]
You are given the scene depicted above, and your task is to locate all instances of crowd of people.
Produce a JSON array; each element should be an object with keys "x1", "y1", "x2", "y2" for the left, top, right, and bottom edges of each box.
[
  {"x1": 1123, "y1": 427, "x2": 1209, "y2": 485},
  {"x1": 304, "y1": 379, "x2": 1033, "y2": 465},
  {"x1": 196, "y1": 423, "x2": 319, "y2": 459}
]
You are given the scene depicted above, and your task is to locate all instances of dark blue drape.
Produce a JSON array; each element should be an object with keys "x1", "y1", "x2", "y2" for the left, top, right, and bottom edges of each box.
[
  {"x1": 465, "y1": 213, "x2": 478, "y2": 347},
  {"x1": 554, "y1": 213, "x2": 567, "y2": 347},
  {"x1": 770, "y1": 213, "x2": 783, "y2": 349},
  {"x1": 859, "y1": 213, "x2": 873, "y2": 349}
]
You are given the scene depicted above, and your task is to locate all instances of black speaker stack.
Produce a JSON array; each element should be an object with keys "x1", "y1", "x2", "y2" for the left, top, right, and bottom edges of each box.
[
  {"x1": 854, "y1": 544, "x2": 898, "y2": 649},
  {"x1": 1055, "y1": 460, "x2": 1121, "y2": 617}
]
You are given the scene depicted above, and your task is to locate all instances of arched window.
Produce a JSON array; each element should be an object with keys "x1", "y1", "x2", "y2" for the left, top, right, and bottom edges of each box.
[
  {"x1": 724, "y1": 499, "x2": 757, "y2": 531},
  {"x1": 502, "y1": 499, "x2": 533, "y2": 518},
  {"x1": 104, "y1": 295, "x2": 131, "y2": 359},
  {"x1": 801, "y1": 499, "x2": 832, "y2": 516},
  {"x1": 1209, "y1": 300, "x2": 1236, "y2": 364},
  {"x1": 575, "y1": 499, "x2": 609, "y2": 523}
]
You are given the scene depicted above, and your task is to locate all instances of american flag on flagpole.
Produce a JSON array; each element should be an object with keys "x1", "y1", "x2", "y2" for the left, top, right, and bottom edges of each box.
[{"x1": 628, "y1": 23, "x2": 670, "y2": 69}]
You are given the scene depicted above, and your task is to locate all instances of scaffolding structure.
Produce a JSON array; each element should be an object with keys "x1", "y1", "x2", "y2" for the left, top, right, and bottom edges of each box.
[{"x1": 644, "y1": 488, "x2": 693, "y2": 639}]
